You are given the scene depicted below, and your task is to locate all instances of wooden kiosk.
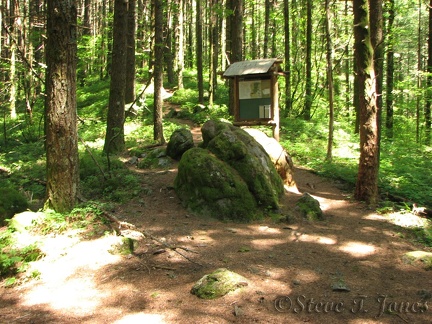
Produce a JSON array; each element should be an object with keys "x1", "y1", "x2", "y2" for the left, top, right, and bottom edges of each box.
[{"x1": 223, "y1": 58, "x2": 283, "y2": 141}]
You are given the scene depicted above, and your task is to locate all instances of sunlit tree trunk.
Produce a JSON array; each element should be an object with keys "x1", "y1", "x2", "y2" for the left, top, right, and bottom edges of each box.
[
  {"x1": 304, "y1": 0, "x2": 312, "y2": 120},
  {"x1": 385, "y1": 0, "x2": 395, "y2": 139},
  {"x1": 196, "y1": 0, "x2": 204, "y2": 103},
  {"x1": 45, "y1": 0, "x2": 79, "y2": 213},
  {"x1": 125, "y1": 0, "x2": 136, "y2": 104},
  {"x1": 154, "y1": 0, "x2": 165, "y2": 144},
  {"x1": 228, "y1": 0, "x2": 243, "y2": 115},
  {"x1": 264, "y1": 0, "x2": 270, "y2": 58},
  {"x1": 325, "y1": 0, "x2": 334, "y2": 162},
  {"x1": 176, "y1": 0, "x2": 184, "y2": 89},
  {"x1": 104, "y1": 0, "x2": 127, "y2": 154},
  {"x1": 425, "y1": 0, "x2": 432, "y2": 145},
  {"x1": 283, "y1": 0, "x2": 291, "y2": 116},
  {"x1": 353, "y1": 0, "x2": 379, "y2": 205},
  {"x1": 416, "y1": 0, "x2": 422, "y2": 143},
  {"x1": 209, "y1": 0, "x2": 219, "y2": 105}
]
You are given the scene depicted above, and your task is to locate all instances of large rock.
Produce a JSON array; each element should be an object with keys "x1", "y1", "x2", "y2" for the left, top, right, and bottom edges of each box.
[
  {"x1": 244, "y1": 128, "x2": 296, "y2": 187},
  {"x1": 296, "y1": 193, "x2": 324, "y2": 221},
  {"x1": 202, "y1": 120, "x2": 284, "y2": 209},
  {"x1": 174, "y1": 147, "x2": 259, "y2": 221},
  {"x1": 191, "y1": 268, "x2": 249, "y2": 299},
  {"x1": 166, "y1": 128, "x2": 194, "y2": 160}
]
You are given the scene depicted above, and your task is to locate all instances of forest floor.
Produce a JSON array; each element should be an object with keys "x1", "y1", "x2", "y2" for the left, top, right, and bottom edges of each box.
[{"x1": 1, "y1": 122, "x2": 432, "y2": 324}]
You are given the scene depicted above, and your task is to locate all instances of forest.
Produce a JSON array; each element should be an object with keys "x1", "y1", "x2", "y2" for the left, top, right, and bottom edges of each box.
[{"x1": 1, "y1": 0, "x2": 432, "y2": 322}]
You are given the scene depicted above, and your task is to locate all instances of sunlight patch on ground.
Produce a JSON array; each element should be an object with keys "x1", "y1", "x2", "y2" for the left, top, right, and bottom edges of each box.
[
  {"x1": 338, "y1": 241, "x2": 377, "y2": 257},
  {"x1": 291, "y1": 233, "x2": 337, "y2": 245},
  {"x1": 21, "y1": 233, "x2": 123, "y2": 315},
  {"x1": 386, "y1": 211, "x2": 429, "y2": 228},
  {"x1": 114, "y1": 313, "x2": 166, "y2": 324},
  {"x1": 251, "y1": 238, "x2": 288, "y2": 249}
]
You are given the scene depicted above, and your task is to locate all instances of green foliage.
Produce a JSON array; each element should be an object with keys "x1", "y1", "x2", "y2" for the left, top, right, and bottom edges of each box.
[
  {"x1": 0, "y1": 187, "x2": 29, "y2": 225},
  {"x1": 80, "y1": 150, "x2": 142, "y2": 202},
  {"x1": 0, "y1": 229, "x2": 44, "y2": 281}
]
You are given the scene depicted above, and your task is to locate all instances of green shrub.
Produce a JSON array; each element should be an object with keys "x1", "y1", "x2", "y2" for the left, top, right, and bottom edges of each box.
[{"x1": 0, "y1": 187, "x2": 28, "y2": 226}]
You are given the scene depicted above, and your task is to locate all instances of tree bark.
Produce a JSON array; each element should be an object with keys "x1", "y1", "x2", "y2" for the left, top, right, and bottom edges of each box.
[
  {"x1": 45, "y1": 0, "x2": 79, "y2": 213},
  {"x1": 196, "y1": 0, "x2": 204, "y2": 104},
  {"x1": 125, "y1": 0, "x2": 136, "y2": 104},
  {"x1": 304, "y1": 0, "x2": 312, "y2": 120},
  {"x1": 353, "y1": 0, "x2": 380, "y2": 205},
  {"x1": 104, "y1": 0, "x2": 128, "y2": 154},
  {"x1": 228, "y1": 0, "x2": 243, "y2": 115},
  {"x1": 425, "y1": 0, "x2": 432, "y2": 145},
  {"x1": 153, "y1": 0, "x2": 165, "y2": 144},
  {"x1": 325, "y1": 0, "x2": 334, "y2": 162},
  {"x1": 283, "y1": 0, "x2": 291, "y2": 116},
  {"x1": 385, "y1": 0, "x2": 395, "y2": 139}
]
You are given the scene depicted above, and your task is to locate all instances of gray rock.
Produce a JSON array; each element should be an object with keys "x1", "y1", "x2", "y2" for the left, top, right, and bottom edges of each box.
[
  {"x1": 244, "y1": 128, "x2": 296, "y2": 187},
  {"x1": 296, "y1": 193, "x2": 324, "y2": 221},
  {"x1": 174, "y1": 147, "x2": 258, "y2": 221},
  {"x1": 191, "y1": 268, "x2": 249, "y2": 299},
  {"x1": 166, "y1": 128, "x2": 194, "y2": 160}
]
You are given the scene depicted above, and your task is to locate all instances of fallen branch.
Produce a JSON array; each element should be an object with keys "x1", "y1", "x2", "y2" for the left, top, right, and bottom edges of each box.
[
  {"x1": 85, "y1": 198, "x2": 203, "y2": 266},
  {"x1": 141, "y1": 229, "x2": 203, "y2": 267}
]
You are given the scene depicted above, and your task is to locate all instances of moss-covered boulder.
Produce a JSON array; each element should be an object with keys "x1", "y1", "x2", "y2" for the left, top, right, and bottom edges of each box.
[
  {"x1": 402, "y1": 251, "x2": 432, "y2": 270},
  {"x1": 296, "y1": 193, "x2": 324, "y2": 221},
  {"x1": 244, "y1": 128, "x2": 296, "y2": 188},
  {"x1": 175, "y1": 147, "x2": 259, "y2": 221},
  {"x1": 202, "y1": 120, "x2": 284, "y2": 209},
  {"x1": 166, "y1": 128, "x2": 194, "y2": 160},
  {"x1": 0, "y1": 187, "x2": 28, "y2": 226},
  {"x1": 191, "y1": 268, "x2": 249, "y2": 299}
]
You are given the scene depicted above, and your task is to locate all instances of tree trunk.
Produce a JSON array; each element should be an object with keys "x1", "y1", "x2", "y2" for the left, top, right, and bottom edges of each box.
[
  {"x1": 304, "y1": 0, "x2": 312, "y2": 120},
  {"x1": 228, "y1": 0, "x2": 243, "y2": 115},
  {"x1": 125, "y1": 0, "x2": 136, "y2": 104},
  {"x1": 196, "y1": 0, "x2": 204, "y2": 104},
  {"x1": 103, "y1": 0, "x2": 128, "y2": 154},
  {"x1": 353, "y1": 0, "x2": 380, "y2": 205},
  {"x1": 369, "y1": 0, "x2": 383, "y2": 165},
  {"x1": 209, "y1": 0, "x2": 219, "y2": 105},
  {"x1": 45, "y1": 0, "x2": 79, "y2": 213},
  {"x1": 385, "y1": 0, "x2": 395, "y2": 139},
  {"x1": 154, "y1": 0, "x2": 165, "y2": 144},
  {"x1": 283, "y1": 0, "x2": 291, "y2": 116},
  {"x1": 416, "y1": 0, "x2": 422, "y2": 143},
  {"x1": 264, "y1": 0, "x2": 270, "y2": 58},
  {"x1": 325, "y1": 0, "x2": 334, "y2": 162},
  {"x1": 176, "y1": 0, "x2": 184, "y2": 89},
  {"x1": 425, "y1": 0, "x2": 432, "y2": 145}
]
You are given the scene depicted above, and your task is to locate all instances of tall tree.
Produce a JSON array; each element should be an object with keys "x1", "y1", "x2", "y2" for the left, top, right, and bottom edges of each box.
[
  {"x1": 303, "y1": 0, "x2": 312, "y2": 120},
  {"x1": 45, "y1": 0, "x2": 79, "y2": 212},
  {"x1": 325, "y1": 0, "x2": 334, "y2": 162},
  {"x1": 227, "y1": 0, "x2": 243, "y2": 115},
  {"x1": 125, "y1": 0, "x2": 136, "y2": 104},
  {"x1": 196, "y1": 0, "x2": 204, "y2": 103},
  {"x1": 176, "y1": 0, "x2": 184, "y2": 89},
  {"x1": 426, "y1": 0, "x2": 432, "y2": 145},
  {"x1": 104, "y1": 0, "x2": 128, "y2": 154},
  {"x1": 353, "y1": 0, "x2": 380, "y2": 205},
  {"x1": 385, "y1": 0, "x2": 395, "y2": 139},
  {"x1": 283, "y1": 0, "x2": 291, "y2": 116},
  {"x1": 154, "y1": 0, "x2": 165, "y2": 144}
]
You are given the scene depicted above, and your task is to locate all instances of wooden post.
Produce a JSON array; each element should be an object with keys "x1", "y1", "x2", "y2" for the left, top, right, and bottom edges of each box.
[
  {"x1": 272, "y1": 73, "x2": 280, "y2": 141},
  {"x1": 233, "y1": 76, "x2": 240, "y2": 121}
]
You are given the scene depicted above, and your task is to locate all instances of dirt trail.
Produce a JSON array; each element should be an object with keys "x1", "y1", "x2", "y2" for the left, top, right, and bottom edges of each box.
[{"x1": 1, "y1": 125, "x2": 431, "y2": 323}]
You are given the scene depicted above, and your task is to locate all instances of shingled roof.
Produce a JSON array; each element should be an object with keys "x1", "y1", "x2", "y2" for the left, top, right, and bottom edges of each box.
[{"x1": 223, "y1": 58, "x2": 282, "y2": 77}]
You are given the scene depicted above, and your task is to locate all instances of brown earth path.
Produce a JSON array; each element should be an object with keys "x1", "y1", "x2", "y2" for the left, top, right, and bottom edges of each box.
[{"x1": 1, "y1": 123, "x2": 431, "y2": 324}]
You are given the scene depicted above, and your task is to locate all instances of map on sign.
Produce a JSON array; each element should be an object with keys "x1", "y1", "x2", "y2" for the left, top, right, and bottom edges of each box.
[{"x1": 239, "y1": 79, "x2": 271, "y2": 100}]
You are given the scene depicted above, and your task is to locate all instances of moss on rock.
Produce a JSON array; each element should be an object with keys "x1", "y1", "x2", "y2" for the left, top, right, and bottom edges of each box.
[
  {"x1": 296, "y1": 193, "x2": 324, "y2": 221},
  {"x1": 174, "y1": 147, "x2": 259, "y2": 221},
  {"x1": 191, "y1": 268, "x2": 249, "y2": 299}
]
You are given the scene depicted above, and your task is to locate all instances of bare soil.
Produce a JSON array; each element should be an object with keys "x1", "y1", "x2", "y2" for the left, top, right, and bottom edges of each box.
[{"x1": 1, "y1": 124, "x2": 431, "y2": 324}]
